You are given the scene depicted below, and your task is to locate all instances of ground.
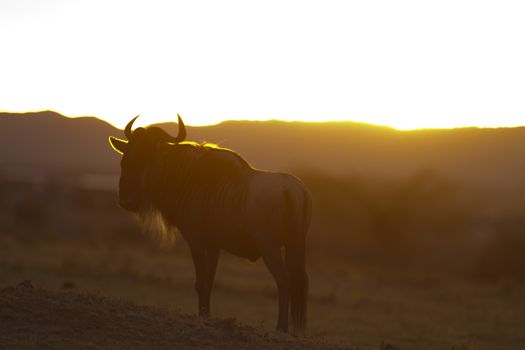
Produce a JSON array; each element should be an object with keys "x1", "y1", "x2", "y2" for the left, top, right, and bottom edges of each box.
[
  {"x1": 1, "y1": 237, "x2": 524, "y2": 349},
  {"x1": 0, "y1": 280, "x2": 353, "y2": 350}
]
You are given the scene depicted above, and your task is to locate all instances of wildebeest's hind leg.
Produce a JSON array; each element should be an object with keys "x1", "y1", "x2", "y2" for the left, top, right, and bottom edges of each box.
[
  {"x1": 259, "y1": 243, "x2": 289, "y2": 332},
  {"x1": 187, "y1": 240, "x2": 220, "y2": 318},
  {"x1": 285, "y1": 238, "x2": 308, "y2": 333}
]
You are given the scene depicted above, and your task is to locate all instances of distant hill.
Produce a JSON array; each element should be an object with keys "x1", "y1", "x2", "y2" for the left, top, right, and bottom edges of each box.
[
  {"x1": 0, "y1": 111, "x2": 123, "y2": 173},
  {"x1": 1, "y1": 111, "x2": 525, "y2": 191}
]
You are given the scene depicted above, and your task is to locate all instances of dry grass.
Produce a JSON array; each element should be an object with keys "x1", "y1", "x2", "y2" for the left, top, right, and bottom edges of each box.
[{"x1": 1, "y1": 236, "x2": 524, "y2": 350}]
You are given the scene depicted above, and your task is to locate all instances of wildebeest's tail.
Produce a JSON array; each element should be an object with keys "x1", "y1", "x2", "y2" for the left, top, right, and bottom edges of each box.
[{"x1": 284, "y1": 183, "x2": 311, "y2": 333}]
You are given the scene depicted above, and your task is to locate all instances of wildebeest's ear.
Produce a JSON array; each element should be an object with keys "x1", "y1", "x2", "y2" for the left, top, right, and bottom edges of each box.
[{"x1": 109, "y1": 136, "x2": 128, "y2": 155}]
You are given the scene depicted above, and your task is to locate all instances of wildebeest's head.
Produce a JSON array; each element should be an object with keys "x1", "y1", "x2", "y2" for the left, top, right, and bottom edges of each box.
[{"x1": 109, "y1": 114, "x2": 186, "y2": 212}]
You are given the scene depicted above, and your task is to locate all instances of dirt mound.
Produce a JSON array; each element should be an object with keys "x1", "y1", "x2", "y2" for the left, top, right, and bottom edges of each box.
[{"x1": 0, "y1": 281, "x2": 353, "y2": 350}]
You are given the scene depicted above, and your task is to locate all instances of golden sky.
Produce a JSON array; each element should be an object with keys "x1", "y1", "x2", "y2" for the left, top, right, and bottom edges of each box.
[{"x1": 1, "y1": 0, "x2": 525, "y2": 129}]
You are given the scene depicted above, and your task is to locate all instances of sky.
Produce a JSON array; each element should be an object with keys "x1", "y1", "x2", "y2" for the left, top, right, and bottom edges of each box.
[{"x1": 1, "y1": 0, "x2": 525, "y2": 130}]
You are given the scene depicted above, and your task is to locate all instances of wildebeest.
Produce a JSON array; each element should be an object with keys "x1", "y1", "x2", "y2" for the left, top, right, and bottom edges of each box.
[{"x1": 108, "y1": 115, "x2": 312, "y2": 332}]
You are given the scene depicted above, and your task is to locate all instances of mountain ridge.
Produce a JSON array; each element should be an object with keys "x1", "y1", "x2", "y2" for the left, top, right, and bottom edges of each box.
[{"x1": 1, "y1": 111, "x2": 524, "y2": 192}]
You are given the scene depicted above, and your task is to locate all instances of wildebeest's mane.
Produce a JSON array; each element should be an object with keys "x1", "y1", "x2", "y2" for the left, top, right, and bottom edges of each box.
[
  {"x1": 142, "y1": 139, "x2": 253, "y2": 237},
  {"x1": 177, "y1": 141, "x2": 252, "y2": 169}
]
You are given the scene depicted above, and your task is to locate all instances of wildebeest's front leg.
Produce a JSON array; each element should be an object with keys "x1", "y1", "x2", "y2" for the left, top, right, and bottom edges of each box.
[
  {"x1": 204, "y1": 246, "x2": 220, "y2": 315},
  {"x1": 260, "y1": 243, "x2": 289, "y2": 332},
  {"x1": 187, "y1": 240, "x2": 220, "y2": 318}
]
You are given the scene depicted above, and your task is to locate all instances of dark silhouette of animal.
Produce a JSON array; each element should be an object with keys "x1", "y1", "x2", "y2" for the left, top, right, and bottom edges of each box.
[{"x1": 108, "y1": 115, "x2": 312, "y2": 332}]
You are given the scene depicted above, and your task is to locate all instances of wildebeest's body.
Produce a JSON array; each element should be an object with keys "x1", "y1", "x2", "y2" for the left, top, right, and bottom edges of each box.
[
  {"x1": 152, "y1": 143, "x2": 308, "y2": 261},
  {"x1": 109, "y1": 116, "x2": 311, "y2": 332}
]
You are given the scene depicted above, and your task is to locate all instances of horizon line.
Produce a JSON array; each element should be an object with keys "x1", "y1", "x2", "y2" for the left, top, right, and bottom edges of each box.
[{"x1": 1, "y1": 109, "x2": 524, "y2": 132}]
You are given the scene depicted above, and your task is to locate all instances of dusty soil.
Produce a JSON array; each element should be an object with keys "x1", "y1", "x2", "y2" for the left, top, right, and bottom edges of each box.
[{"x1": 0, "y1": 281, "x2": 354, "y2": 350}]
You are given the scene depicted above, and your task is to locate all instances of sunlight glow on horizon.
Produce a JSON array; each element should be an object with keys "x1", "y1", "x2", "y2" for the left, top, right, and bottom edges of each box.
[{"x1": 1, "y1": 0, "x2": 525, "y2": 130}]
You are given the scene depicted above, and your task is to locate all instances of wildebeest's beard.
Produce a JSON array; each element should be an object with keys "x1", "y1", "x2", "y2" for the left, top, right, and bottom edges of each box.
[
  {"x1": 138, "y1": 160, "x2": 179, "y2": 245},
  {"x1": 119, "y1": 150, "x2": 176, "y2": 245}
]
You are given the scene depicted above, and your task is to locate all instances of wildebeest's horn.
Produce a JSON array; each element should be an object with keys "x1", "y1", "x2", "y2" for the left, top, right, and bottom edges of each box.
[
  {"x1": 124, "y1": 115, "x2": 140, "y2": 139},
  {"x1": 168, "y1": 114, "x2": 186, "y2": 143}
]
